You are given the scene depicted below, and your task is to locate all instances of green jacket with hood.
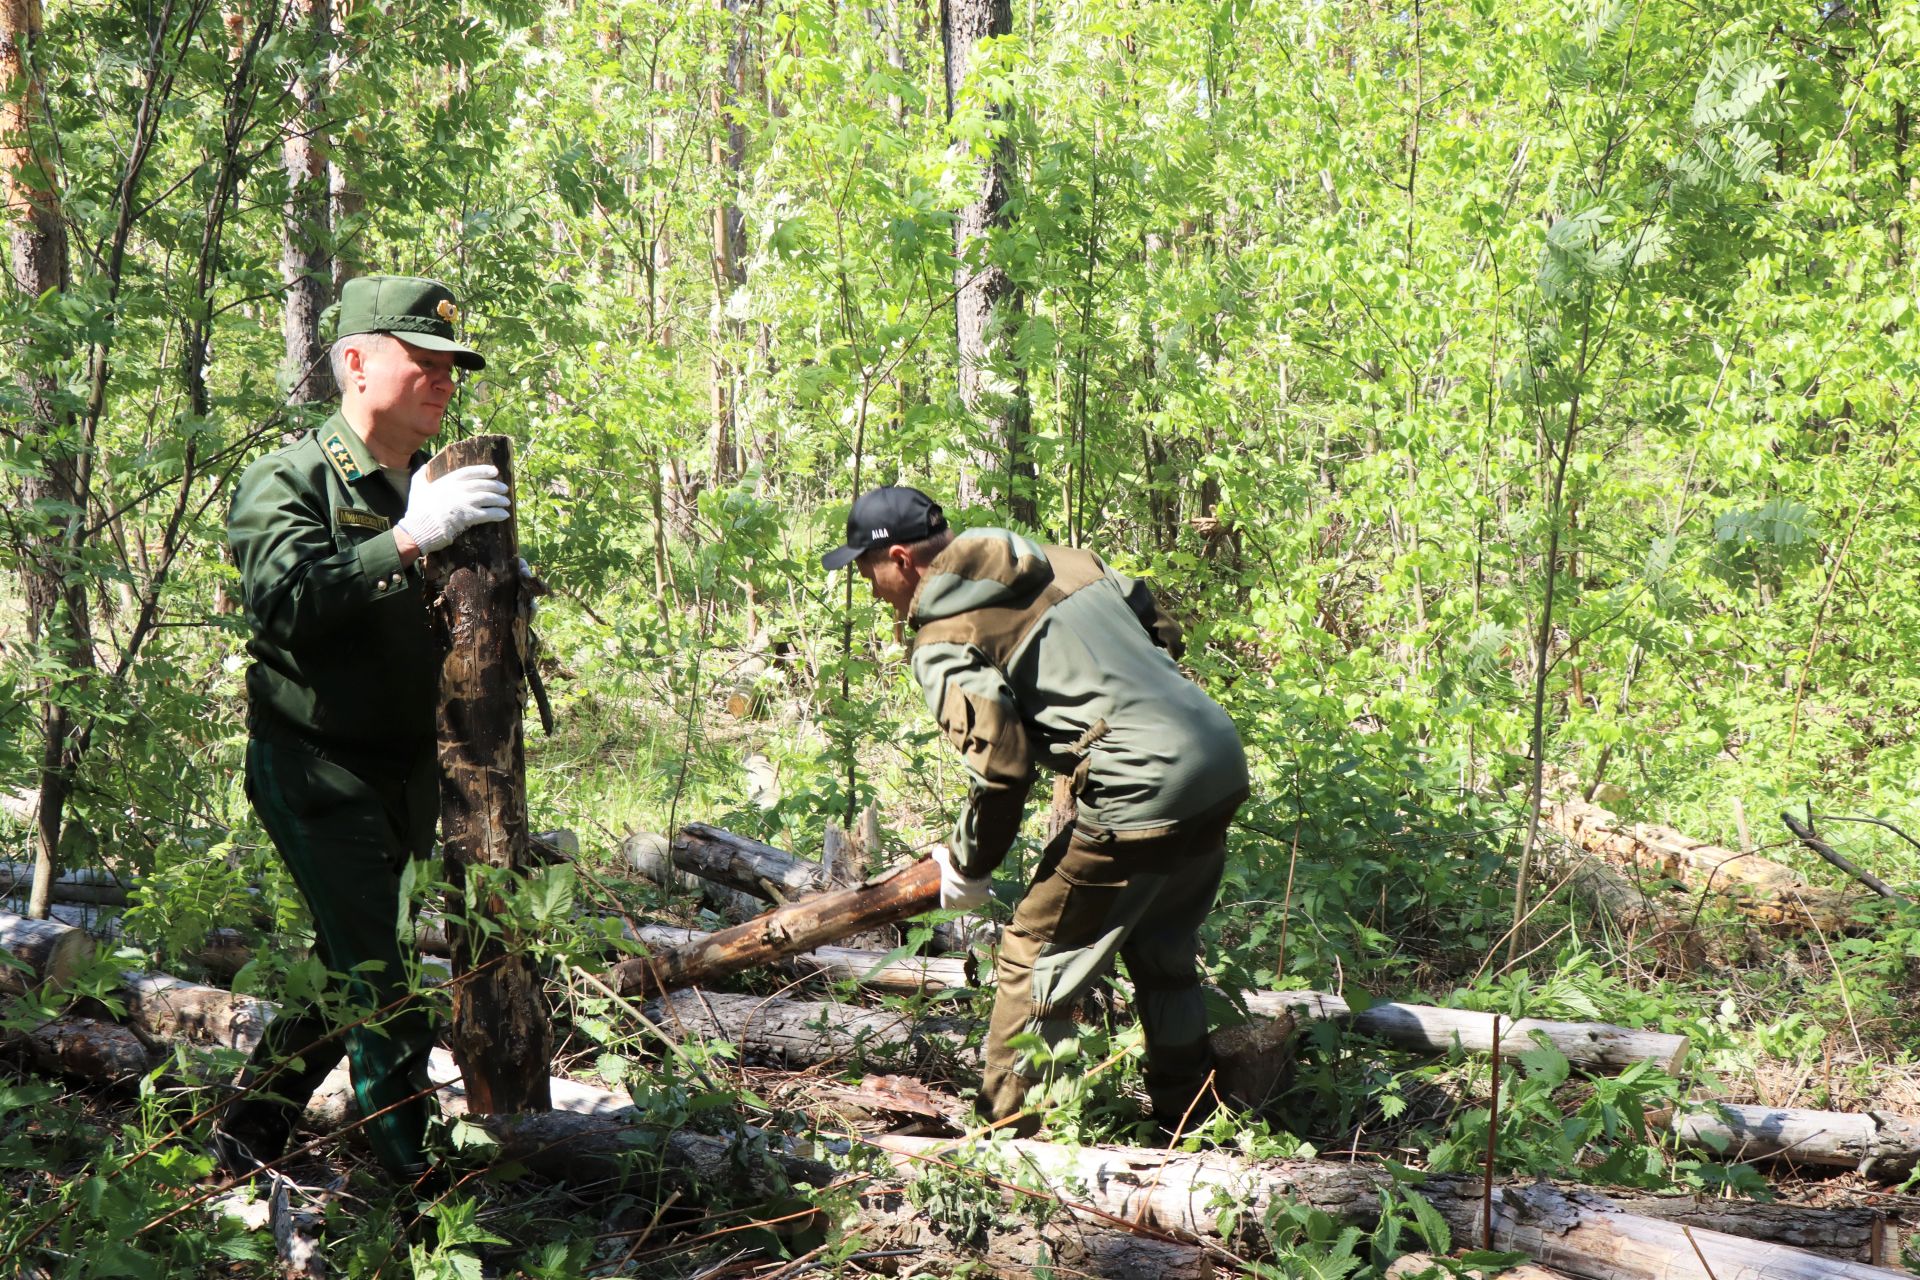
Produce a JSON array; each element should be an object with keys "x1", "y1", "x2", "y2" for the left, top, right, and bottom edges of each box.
[{"x1": 908, "y1": 528, "x2": 1248, "y2": 879}]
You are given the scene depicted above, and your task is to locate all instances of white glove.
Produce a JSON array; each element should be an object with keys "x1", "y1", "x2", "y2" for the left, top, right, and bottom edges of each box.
[
  {"x1": 930, "y1": 843, "x2": 992, "y2": 912},
  {"x1": 397, "y1": 463, "x2": 510, "y2": 554}
]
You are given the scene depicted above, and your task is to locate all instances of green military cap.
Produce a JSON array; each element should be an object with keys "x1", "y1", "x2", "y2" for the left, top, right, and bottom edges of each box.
[{"x1": 333, "y1": 275, "x2": 484, "y2": 371}]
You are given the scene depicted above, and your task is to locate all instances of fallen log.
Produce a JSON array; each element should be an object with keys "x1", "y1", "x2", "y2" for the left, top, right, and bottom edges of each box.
[
  {"x1": 625, "y1": 829, "x2": 765, "y2": 921},
  {"x1": 119, "y1": 972, "x2": 273, "y2": 1055},
  {"x1": 850, "y1": 1196, "x2": 1214, "y2": 1279},
  {"x1": 610, "y1": 859, "x2": 942, "y2": 996},
  {"x1": 1668, "y1": 1102, "x2": 1920, "y2": 1182},
  {"x1": 642, "y1": 990, "x2": 977, "y2": 1074},
  {"x1": 0, "y1": 863, "x2": 130, "y2": 907},
  {"x1": 872, "y1": 1134, "x2": 1904, "y2": 1269},
  {"x1": 3, "y1": 1016, "x2": 153, "y2": 1083},
  {"x1": 1542, "y1": 794, "x2": 1861, "y2": 932},
  {"x1": 626, "y1": 924, "x2": 971, "y2": 995},
  {"x1": 0, "y1": 909, "x2": 95, "y2": 995},
  {"x1": 672, "y1": 823, "x2": 829, "y2": 901},
  {"x1": 1244, "y1": 991, "x2": 1689, "y2": 1074}
]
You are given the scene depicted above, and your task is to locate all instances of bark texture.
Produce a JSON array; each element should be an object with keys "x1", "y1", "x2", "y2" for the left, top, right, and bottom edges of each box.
[
  {"x1": 642, "y1": 989, "x2": 978, "y2": 1073},
  {"x1": 1668, "y1": 1102, "x2": 1920, "y2": 1182},
  {"x1": 426, "y1": 435, "x2": 552, "y2": 1113}
]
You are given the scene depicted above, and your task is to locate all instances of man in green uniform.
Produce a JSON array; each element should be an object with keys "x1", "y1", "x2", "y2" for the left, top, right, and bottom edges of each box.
[
  {"x1": 823, "y1": 487, "x2": 1249, "y2": 1136},
  {"x1": 217, "y1": 276, "x2": 508, "y2": 1177}
]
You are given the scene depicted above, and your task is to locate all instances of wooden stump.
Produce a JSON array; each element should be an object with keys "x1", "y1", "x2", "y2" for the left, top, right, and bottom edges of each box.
[{"x1": 425, "y1": 434, "x2": 551, "y2": 1113}]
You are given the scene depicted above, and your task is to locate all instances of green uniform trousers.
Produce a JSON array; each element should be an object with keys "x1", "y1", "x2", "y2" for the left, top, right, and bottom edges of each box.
[
  {"x1": 226, "y1": 737, "x2": 437, "y2": 1174},
  {"x1": 978, "y1": 802, "x2": 1237, "y2": 1135}
]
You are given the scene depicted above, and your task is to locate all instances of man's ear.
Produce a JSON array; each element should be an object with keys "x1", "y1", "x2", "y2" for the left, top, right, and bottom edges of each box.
[{"x1": 888, "y1": 543, "x2": 918, "y2": 574}]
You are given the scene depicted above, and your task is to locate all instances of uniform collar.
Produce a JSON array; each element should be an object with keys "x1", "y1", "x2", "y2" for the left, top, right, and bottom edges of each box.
[{"x1": 318, "y1": 412, "x2": 427, "y2": 484}]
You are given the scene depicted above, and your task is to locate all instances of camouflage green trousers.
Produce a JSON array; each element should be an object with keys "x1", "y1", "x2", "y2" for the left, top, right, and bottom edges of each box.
[{"x1": 978, "y1": 805, "x2": 1235, "y2": 1134}]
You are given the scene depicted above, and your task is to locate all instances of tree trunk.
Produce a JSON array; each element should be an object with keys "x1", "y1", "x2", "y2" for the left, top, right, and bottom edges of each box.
[
  {"x1": 0, "y1": 909, "x2": 93, "y2": 994},
  {"x1": 1244, "y1": 991, "x2": 1690, "y2": 1075},
  {"x1": 4, "y1": 1017, "x2": 152, "y2": 1083},
  {"x1": 708, "y1": 0, "x2": 747, "y2": 485},
  {"x1": 424, "y1": 435, "x2": 551, "y2": 1114},
  {"x1": 1, "y1": 0, "x2": 91, "y2": 925},
  {"x1": 872, "y1": 1135, "x2": 1907, "y2": 1270},
  {"x1": 611, "y1": 857, "x2": 940, "y2": 995},
  {"x1": 943, "y1": 0, "x2": 1033, "y2": 521},
  {"x1": 280, "y1": 0, "x2": 334, "y2": 402},
  {"x1": 0, "y1": 862, "x2": 130, "y2": 906},
  {"x1": 628, "y1": 924, "x2": 971, "y2": 994}
]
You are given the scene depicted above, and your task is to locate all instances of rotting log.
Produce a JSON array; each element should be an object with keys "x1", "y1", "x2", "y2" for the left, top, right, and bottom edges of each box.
[
  {"x1": 642, "y1": 990, "x2": 977, "y2": 1074},
  {"x1": 872, "y1": 1135, "x2": 1904, "y2": 1268},
  {"x1": 1542, "y1": 793, "x2": 1862, "y2": 932},
  {"x1": 426, "y1": 434, "x2": 551, "y2": 1114},
  {"x1": 610, "y1": 858, "x2": 942, "y2": 996},
  {"x1": 120, "y1": 971, "x2": 273, "y2": 1055},
  {"x1": 1244, "y1": 990, "x2": 1689, "y2": 1074},
  {"x1": 624, "y1": 829, "x2": 763, "y2": 921},
  {"x1": 1666, "y1": 1102, "x2": 1920, "y2": 1182},
  {"x1": 0, "y1": 908, "x2": 94, "y2": 995}
]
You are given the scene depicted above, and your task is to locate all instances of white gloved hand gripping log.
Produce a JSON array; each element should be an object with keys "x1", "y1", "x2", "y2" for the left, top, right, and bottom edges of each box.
[
  {"x1": 397, "y1": 463, "x2": 510, "y2": 554},
  {"x1": 930, "y1": 843, "x2": 993, "y2": 912}
]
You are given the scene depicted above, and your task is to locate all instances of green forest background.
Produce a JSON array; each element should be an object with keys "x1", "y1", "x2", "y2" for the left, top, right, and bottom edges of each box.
[{"x1": 3, "y1": 0, "x2": 1920, "y2": 1271}]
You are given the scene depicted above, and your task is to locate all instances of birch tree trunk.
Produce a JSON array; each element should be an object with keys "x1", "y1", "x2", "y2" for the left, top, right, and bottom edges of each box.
[
  {"x1": 943, "y1": 0, "x2": 1034, "y2": 521},
  {"x1": 281, "y1": 0, "x2": 334, "y2": 402}
]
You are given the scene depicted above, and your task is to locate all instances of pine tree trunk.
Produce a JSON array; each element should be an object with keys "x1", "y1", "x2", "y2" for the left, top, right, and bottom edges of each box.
[
  {"x1": 943, "y1": 0, "x2": 1033, "y2": 522},
  {"x1": 425, "y1": 435, "x2": 552, "y2": 1114}
]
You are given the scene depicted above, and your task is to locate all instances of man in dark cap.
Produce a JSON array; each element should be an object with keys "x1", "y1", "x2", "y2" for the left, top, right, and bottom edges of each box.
[
  {"x1": 216, "y1": 276, "x2": 507, "y2": 1177},
  {"x1": 825, "y1": 487, "x2": 1249, "y2": 1137}
]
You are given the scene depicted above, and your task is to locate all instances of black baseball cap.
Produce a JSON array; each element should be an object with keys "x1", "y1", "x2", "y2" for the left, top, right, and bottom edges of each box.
[{"x1": 822, "y1": 485, "x2": 948, "y2": 570}]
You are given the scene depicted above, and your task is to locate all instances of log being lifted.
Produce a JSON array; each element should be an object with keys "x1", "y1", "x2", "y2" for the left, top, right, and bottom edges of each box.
[
  {"x1": 627, "y1": 924, "x2": 970, "y2": 995},
  {"x1": 668, "y1": 823, "x2": 989, "y2": 953},
  {"x1": 610, "y1": 858, "x2": 941, "y2": 996},
  {"x1": 0, "y1": 908, "x2": 95, "y2": 995},
  {"x1": 425, "y1": 434, "x2": 551, "y2": 1114},
  {"x1": 872, "y1": 1135, "x2": 1906, "y2": 1272},
  {"x1": 1246, "y1": 991, "x2": 1690, "y2": 1074}
]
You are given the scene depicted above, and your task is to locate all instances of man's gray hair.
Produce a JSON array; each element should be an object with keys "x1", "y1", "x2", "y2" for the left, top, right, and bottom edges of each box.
[{"x1": 328, "y1": 331, "x2": 395, "y2": 391}]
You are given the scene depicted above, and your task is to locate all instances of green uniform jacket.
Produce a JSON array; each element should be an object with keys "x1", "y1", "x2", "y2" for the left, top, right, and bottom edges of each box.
[
  {"x1": 228, "y1": 413, "x2": 435, "y2": 758},
  {"x1": 908, "y1": 528, "x2": 1248, "y2": 879}
]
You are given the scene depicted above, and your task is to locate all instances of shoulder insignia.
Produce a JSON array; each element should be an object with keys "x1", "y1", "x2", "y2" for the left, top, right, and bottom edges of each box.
[
  {"x1": 335, "y1": 508, "x2": 391, "y2": 533},
  {"x1": 322, "y1": 432, "x2": 364, "y2": 482}
]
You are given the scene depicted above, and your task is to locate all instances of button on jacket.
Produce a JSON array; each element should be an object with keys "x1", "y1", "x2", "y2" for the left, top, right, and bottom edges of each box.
[{"x1": 228, "y1": 412, "x2": 435, "y2": 757}]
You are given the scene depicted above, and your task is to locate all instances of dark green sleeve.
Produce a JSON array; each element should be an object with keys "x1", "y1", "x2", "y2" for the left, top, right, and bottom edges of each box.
[
  {"x1": 1106, "y1": 565, "x2": 1186, "y2": 660},
  {"x1": 228, "y1": 457, "x2": 406, "y2": 647}
]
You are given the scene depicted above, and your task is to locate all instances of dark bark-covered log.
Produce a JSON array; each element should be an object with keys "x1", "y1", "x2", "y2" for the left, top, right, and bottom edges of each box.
[
  {"x1": 4, "y1": 1016, "x2": 152, "y2": 1082},
  {"x1": 0, "y1": 909, "x2": 93, "y2": 994},
  {"x1": 426, "y1": 434, "x2": 551, "y2": 1114},
  {"x1": 1244, "y1": 991, "x2": 1690, "y2": 1074},
  {"x1": 625, "y1": 829, "x2": 763, "y2": 920},
  {"x1": 610, "y1": 858, "x2": 942, "y2": 996},
  {"x1": 872, "y1": 1135, "x2": 1905, "y2": 1270},
  {"x1": 1668, "y1": 1102, "x2": 1920, "y2": 1182},
  {"x1": 643, "y1": 990, "x2": 978, "y2": 1074},
  {"x1": 120, "y1": 971, "x2": 273, "y2": 1054}
]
